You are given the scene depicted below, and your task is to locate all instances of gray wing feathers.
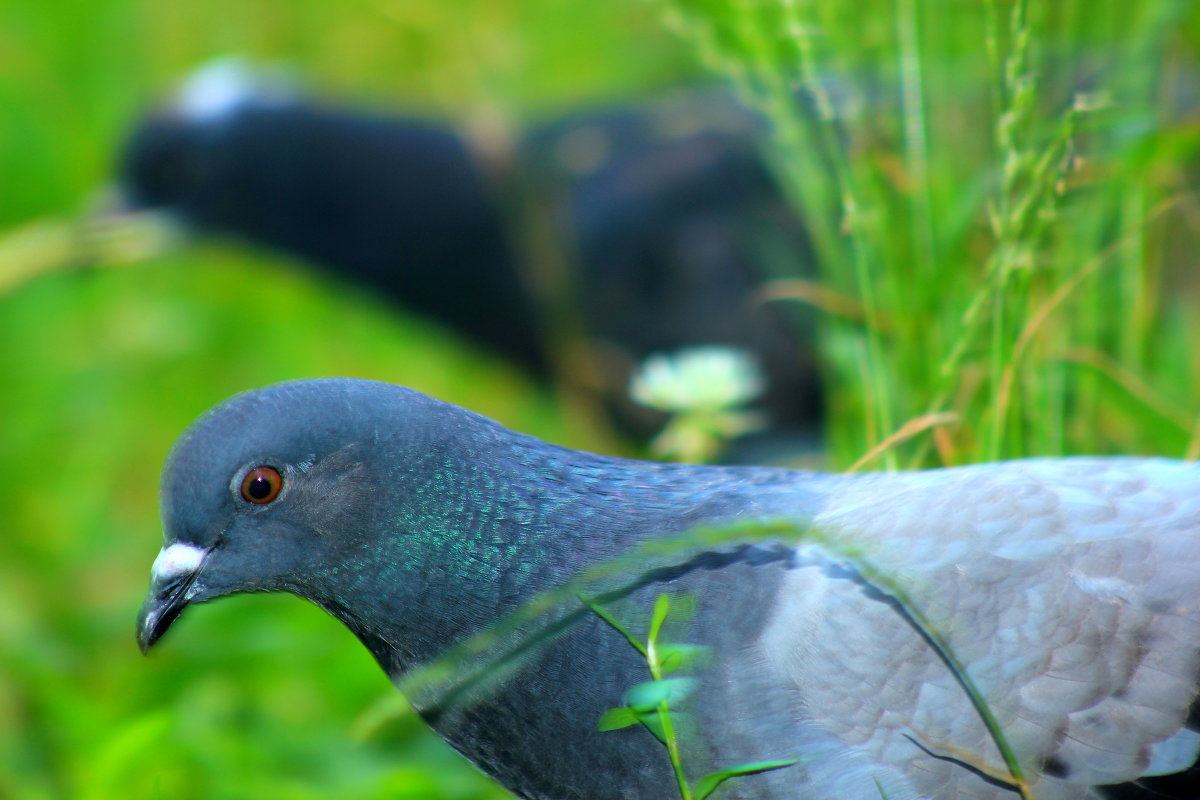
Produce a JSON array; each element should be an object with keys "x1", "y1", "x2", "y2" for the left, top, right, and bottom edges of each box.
[{"x1": 761, "y1": 458, "x2": 1200, "y2": 799}]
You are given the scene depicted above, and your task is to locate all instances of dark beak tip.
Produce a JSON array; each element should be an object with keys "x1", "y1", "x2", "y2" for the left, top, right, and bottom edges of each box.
[
  {"x1": 136, "y1": 621, "x2": 156, "y2": 655},
  {"x1": 136, "y1": 590, "x2": 188, "y2": 655},
  {"x1": 135, "y1": 604, "x2": 159, "y2": 655}
]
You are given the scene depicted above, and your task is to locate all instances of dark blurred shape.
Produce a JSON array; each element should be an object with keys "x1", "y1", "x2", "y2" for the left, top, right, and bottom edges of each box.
[
  {"x1": 119, "y1": 67, "x2": 545, "y2": 375},
  {"x1": 116, "y1": 62, "x2": 821, "y2": 447},
  {"x1": 521, "y1": 93, "x2": 820, "y2": 442}
]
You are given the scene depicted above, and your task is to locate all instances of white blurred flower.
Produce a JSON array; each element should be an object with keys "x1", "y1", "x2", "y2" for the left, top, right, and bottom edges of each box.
[
  {"x1": 629, "y1": 347, "x2": 766, "y2": 463},
  {"x1": 630, "y1": 346, "x2": 765, "y2": 413}
]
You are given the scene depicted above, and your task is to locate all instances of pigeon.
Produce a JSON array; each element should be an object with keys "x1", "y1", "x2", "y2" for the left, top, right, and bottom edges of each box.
[
  {"x1": 137, "y1": 378, "x2": 1200, "y2": 800},
  {"x1": 115, "y1": 62, "x2": 821, "y2": 440},
  {"x1": 117, "y1": 68, "x2": 547, "y2": 376}
]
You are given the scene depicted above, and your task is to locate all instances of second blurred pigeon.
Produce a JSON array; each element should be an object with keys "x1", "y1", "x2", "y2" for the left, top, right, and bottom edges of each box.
[
  {"x1": 119, "y1": 63, "x2": 546, "y2": 375},
  {"x1": 117, "y1": 62, "x2": 820, "y2": 442}
]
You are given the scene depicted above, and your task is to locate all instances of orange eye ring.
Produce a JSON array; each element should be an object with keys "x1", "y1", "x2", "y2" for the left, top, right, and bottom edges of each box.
[{"x1": 240, "y1": 466, "x2": 283, "y2": 504}]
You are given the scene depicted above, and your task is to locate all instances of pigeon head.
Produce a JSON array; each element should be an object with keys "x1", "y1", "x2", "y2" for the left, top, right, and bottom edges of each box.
[
  {"x1": 119, "y1": 116, "x2": 196, "y2": 211},
  {"x1": 136, "y1": 378, "x2": 488, "y2": 656},
  {"x1": 118, "y1": 57, "x2": 292, "y2": 217}
]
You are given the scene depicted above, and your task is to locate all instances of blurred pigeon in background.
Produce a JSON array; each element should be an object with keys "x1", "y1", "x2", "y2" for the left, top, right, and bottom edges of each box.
[
  {"x1": 115, "y1": 60, "x2": 821, "y2": 450},
  {"x1": 118, "y1": 60, "x2": 547, "y2": 375},
  {"x1": 139, "y1": 378, "x2": 1200, "y2": 800}
]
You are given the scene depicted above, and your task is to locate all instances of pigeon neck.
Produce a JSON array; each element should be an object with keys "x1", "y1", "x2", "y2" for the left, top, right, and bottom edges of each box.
[{"x1": 306, "y1": 426, "x2": 800, "y2": 679}]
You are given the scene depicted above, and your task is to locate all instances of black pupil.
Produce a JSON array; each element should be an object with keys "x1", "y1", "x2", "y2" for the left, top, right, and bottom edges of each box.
[{"x1": 247, "y1": 473, "x2": 273, "y2": 499}]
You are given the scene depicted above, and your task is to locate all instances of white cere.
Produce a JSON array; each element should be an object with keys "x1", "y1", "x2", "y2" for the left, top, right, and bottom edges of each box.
[{"x1": 151, "y1": 542, "x2": 207, "y2": 583}]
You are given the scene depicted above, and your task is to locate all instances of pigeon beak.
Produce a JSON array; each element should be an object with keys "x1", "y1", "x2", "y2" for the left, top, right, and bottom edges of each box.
[{"x1": 136, "y1": 542, "x2": 209, "y2": 653}]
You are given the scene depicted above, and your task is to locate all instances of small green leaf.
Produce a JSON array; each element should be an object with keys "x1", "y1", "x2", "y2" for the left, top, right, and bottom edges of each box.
[
  {"x1": 635, "y1": 710, "x2": 667, "y2": 744},
  {"x1": 626, "y1": 678, "x2": 698, "y2": 712},
  {"x1": 596, "y1": 707, "x2": 640, "y2": 731},
  {"x1": 694, "y1": 758, "x2": 802, "y2": 800},
  {"x1": 657, "y1": 643, "x2": 710, "y2": 674},
  {"x1": 649, "y1": 593, "x2": 672, "y2": 643}
]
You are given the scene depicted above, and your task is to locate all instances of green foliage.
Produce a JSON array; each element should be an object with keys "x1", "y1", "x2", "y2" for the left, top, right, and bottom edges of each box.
[
  {"x1": 658, "y1": 0, "x2": 1200, "y2": 469},
  {"x1": 583, "y1": 592, "x2": 800, "y2": 800}
]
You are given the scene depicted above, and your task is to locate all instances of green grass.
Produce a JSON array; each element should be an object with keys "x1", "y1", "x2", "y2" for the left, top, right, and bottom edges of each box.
[{"x1": 662, "y1": 0, "x2": 1200, "y2": 469}]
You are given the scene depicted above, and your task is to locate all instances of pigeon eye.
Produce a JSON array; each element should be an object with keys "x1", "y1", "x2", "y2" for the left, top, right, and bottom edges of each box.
[{"x1": 240, "y1": 466, "x2": 283, "y2": 504}]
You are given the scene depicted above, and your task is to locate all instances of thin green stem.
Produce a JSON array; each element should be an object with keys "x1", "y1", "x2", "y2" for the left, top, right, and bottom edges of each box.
[
  {"x1": 775, "y1": 0, "x2": 895, "y2": 466},
  {"x1": 646, "y1": 630, "x2": 693, "y2": 800},
  {"x1": 846, "y1": 556, "x2": 1031, "y2": 798},
  {"x1": 894, "y1": 0, "x2": 937, "y2": 285},
  {"x1": 577, "y1": 594, "x2": 647, "y2": 657}
]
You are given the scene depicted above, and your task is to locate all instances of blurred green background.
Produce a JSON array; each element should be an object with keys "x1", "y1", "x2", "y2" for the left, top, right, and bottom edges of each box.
[
  {"x1": 0, "y1": 1, "x2": 699, "y2": 798},
  {"x1": 6, "y1": 0, "x2": 1200, "y2": 798}
]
